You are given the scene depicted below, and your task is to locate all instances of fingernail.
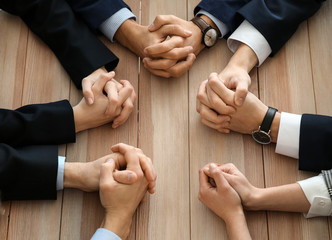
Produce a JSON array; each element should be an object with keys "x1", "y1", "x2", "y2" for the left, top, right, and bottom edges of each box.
[
  {"x1": 107, "y1": 158, "x2": 114, "y2": 164},
  {"x1": 128, "y1": 173, "x2": 134, "y2": 182},
  {"x1": 236, "y1": 98, "x2": 244, "y2": 105},
  {"x1": 110, "y1": 71, "x2": 115, "y2": 75},
  {"x1": 88, "y1": 98, "x2": 93, "y2": 105},
  {"x1": 184, "y1": 30, "x2": 192, "y2": 35}
]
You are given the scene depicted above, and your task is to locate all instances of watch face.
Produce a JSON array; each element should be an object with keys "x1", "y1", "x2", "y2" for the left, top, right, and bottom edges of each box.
[
  {"x1": 252, "y1": 130, "x2": 272, "y2": 144},
  {"x1": 204, "y1": 28, "x2": 218, "y2": 47}
]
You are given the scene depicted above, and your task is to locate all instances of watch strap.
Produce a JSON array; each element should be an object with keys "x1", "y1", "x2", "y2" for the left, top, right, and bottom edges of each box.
[
  {"x1": 260, "y1": 107, "x2": 278, "y2": 132},
  {"x1": 191, "y1": 16, "x2": 210, "y2": 33}
]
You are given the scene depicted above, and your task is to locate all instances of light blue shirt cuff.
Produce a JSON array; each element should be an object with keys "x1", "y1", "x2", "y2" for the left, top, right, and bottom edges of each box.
[
  {"x1": 196, "y1": 10, "x2": 229, "y2": 38},
  {"x1": 56, "y1": 156, "x2": 65, "y2": 190},
  {"x1": 99, "y1": 8, "x2": 136, "y2": 42},
  {"x1": 91, "y1": 228, "x2": 122, "y2": 240}
]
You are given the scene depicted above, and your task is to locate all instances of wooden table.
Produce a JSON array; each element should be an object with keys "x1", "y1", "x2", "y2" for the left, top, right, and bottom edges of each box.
[{"x1": 1, "y1": 1, "x2": 332, "y2": 239}]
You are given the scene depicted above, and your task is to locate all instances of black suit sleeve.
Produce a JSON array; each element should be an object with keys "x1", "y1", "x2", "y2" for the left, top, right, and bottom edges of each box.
[
  {"x1": 0, "y1": 144, "x2": 58, "y2": 200},
  {"x1": 237, "y1": 0, "x2": 323, "y2": 55},
  {"x1": 195, "y1": 0, "x2": 324, "y2": 55},
  {"x1": 299, "y1": 114, "x2": 332, "y2": 172},
  {"x1": 0, "y1": 0, "x2": 119, "y2": 89},
  {"x1": 0, "y1": 100, "x2": 76, "y2": 147},
  {"x1": 66, "y1": 0, "x2": 131, "y2": 30}
]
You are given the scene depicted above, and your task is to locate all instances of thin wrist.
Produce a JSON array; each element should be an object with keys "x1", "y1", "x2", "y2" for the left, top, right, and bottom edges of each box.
[
  {"x1": 200, "y1": 15, "x2": 221, "y2": 36},
  {"x1": 114, "y1": 19, "x2": 145, "y2": 57},
  {"x1": 188, "y1": 21, "x2": 205, "y2": 55},
  {"x1": 223, "y1": 206, "x2": 245, "y2": 225},
  {"x1": 103, "y1": 213, "x2": 132, "y2": 239},
  {"x1": 270, "y1": 112, "x2": 280, "y2": 143},
  {"x1": 64, "y1": 162, "x2": 83, "y2": 189},
  {"x1": 244, "y1": 187, "x2": 264, "y2": 210},
  {"x1": 228, "y1": 43, "x2": 258, "y2": 73}
]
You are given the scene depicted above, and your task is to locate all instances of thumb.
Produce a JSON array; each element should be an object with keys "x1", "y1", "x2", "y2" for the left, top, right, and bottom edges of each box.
[
  {"x1": 100, "y1": 159, "x2": 116, "y2": 185},
  {"x1": 82, "y1": 79, "x2": 94, "y2": 105},
  {"x1": 113, "y1": 170, "x2": 138, "y2": 184},
  {"x1": 209, "y1": 164, "x2": 229, "y2": 189},
  {"x1": 234, "y1": 81, "x2": 249, "y2": 106}
]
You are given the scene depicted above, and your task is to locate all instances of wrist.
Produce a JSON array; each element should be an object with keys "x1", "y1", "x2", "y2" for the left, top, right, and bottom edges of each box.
[
  {"x1": 243, "y1": 187, "x2": 263, "y2": 211},
  {"x1": 63, "y1": 162, "x2": 85, "y2": 190},
  {"x1": 223, "y1": 206, "x2": 245, "y2": 224},
  {"x1": 103, "y1": 212, "x2": 132, "y2": 239},
  {"x1": 228, "y1": 43, "x2": 258, "y2": 73},
  {"x1": 188, "y1": 20, "x2": 206, "y2": 56},
  {"x1": 199, "y1": 15, "x2": 221, "y2": 36},
  {"x1": 270, "y1": 112, "x2": 280, "y2": 143},
  {"x1": 114, "y1": 19, "x2": 146, "y2": 57}
]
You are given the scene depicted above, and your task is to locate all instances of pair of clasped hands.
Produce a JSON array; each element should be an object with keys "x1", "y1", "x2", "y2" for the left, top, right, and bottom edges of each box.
[
  {"x1": 73, "y1": 15, "x2": 258, "y2": 238},
  {"x1": 80, "y1": 15, "x2": 253, "y2": 134}
]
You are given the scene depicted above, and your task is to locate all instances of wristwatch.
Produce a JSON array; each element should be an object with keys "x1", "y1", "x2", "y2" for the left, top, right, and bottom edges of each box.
[
  {"x1": 191, "y1": 16, "x2": 219, "y2": 48},
  {"x1": 252, "y1": 107, "x2": 278, "y2": 144}
]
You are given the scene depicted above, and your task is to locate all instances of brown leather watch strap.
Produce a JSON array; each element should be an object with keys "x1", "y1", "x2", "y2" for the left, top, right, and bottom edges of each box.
[{"x1": 191, "y1": 16, "x2": 210, "y2": 33}]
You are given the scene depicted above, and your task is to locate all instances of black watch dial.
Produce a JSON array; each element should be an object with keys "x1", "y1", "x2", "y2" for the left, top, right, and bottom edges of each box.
[
  {"x1": 252, "y1": 130, "x2": 272, "y2": 144},
  {"x1": 204, "y1": 28, "x2": 218, "y2": 48}
]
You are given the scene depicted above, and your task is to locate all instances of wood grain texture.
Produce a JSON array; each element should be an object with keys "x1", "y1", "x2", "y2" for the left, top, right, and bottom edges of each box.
[
  {"x1": 6, "y1": 22, "x2": 69, "y2": 240},
  {"x1": 187, "y1": 0, "x2": 268, "y2": 238},
  {"x1": 259, "y1": 19, "x2": 329, "y2": 240},
  {"x1": 137, "y1": 1, "x2": 191, "y2": 239},
  {"x1": 307, "y1": 1, "x2": 332, "y2": 238},
  {"x1": 1, "y1": 1, "x2": 332, "y2": 239},
  {"x1": 59, "y1": 0, "x2": 139, "y2": 238},
  {"x1": 0, "y1": 11, "x2": 26, "y2": 240}
]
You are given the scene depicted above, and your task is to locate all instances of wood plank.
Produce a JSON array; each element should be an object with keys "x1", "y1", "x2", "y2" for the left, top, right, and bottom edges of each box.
[
  {"x1": 186, "y1": 0, "x2": 268, "y2": 238},
  {"x1": 187, "y1": 3, "x2": 268, "y2": 240},
  {"x1": 308, "y1": 1, "x2": 332, "y2": 238},
  {"x1": 59, "y1": 0, "x2": 139, "y2": 238},
  {"x1": 137, "y1": 1, "x2": 191, "y2": 239},
  {"x1": 6, "y1": 19, "x2": 70, "y2": 239},
  {"x1": 0, "y1": 11, "x2": 28, "y2": 240},
  {"x1": 259, "y1": 20, "x2": 330, "y2": 240}
]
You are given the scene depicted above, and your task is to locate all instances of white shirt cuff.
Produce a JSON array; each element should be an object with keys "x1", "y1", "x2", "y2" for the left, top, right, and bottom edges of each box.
[
  {"x1": 91, "y1": 228, "x2": 122, "y2": 240},
  {"x1": 196, "y1": 10, "x2": 229, "y2": 38},
  {"x1": 99, "y1": 8, "x2": 136, "y2": 42},
  {"x1": 297, "y1": 176, "x2": 332, "y2": 218},
  {"x1": 56, "y1": 156, "x2": 65, "y2": 190},
  {"x1": 227, "y1": 20, "x2": 272, "y2": 66},
  {"x1": 275, "y1": 112, "x2": 301, "y2": 159}
]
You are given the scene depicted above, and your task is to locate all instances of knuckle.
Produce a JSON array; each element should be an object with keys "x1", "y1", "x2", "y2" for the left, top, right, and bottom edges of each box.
[{"x1": 100, "y1": 181, "x2": 112, "y2": 192}]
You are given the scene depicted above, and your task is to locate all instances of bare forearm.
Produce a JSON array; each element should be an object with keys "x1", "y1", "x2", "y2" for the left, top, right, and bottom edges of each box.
[
  {"x1": 103, "y1": 213, "x2": 132, "y2": 239},
  {"x1": 225, "y1": 211, "x2": 252, "y2": 240},
  {"x1": 249, "y1": 183, "x2": 310, "y2": 213},
  {"x1": 227, "y1": 43, "x2": 258, "y2": 73}
]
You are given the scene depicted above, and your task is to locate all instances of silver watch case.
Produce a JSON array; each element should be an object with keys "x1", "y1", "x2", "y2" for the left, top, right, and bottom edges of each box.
[{"x1": 252, "y1": 127, "x2": 272, "y2": 144}]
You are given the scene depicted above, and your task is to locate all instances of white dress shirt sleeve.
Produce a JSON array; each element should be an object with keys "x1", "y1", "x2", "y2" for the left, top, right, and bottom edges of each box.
[
  {"x1": 56, "y1": 156, "x2": 65, "y2": 190},
  {"x1": 297, "y1": 175, "x2": 332, "y2": 218},
  {"x1": 99, "y1": 8, "x2": 136, "y2": 42},
  {"x1": 196, "y1": 10, "x2": 230, "y2": 38},
  {"x1": 91, "y1": 228, "x2": 122, "y2": 240},
  {"x1": 227, "y1": 20, "x2": 272, "y2": 66},
  {"x1": 275, "y1": 112, "x2": 302, "y2": 159}
]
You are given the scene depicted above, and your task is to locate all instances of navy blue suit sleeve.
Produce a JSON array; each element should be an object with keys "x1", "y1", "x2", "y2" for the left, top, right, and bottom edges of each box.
[
  {"x1": 299, "y1": 114, "x2": 332, "y2": 172},
  {"x1": 66, "y1": 0, "x2": 131, "y2": 30},
  {"x1": 0, "y1": 0, "x2": 119, "y2": 89},
  {"x1": 237, "y1": 0, "x2": 323, "y2": 55},
  {"x1": 195, "y1": 0, "x2": 323, "y2": 55},
  {"x1": 0, "y1": 100, "x2": 76, "y2": 147},
  {"x1": 0, "y1": 144, "x2": 58, "y2": 200},
  {"x1": 194, "y1": 0, "x2": 249, "y2": 33}
]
